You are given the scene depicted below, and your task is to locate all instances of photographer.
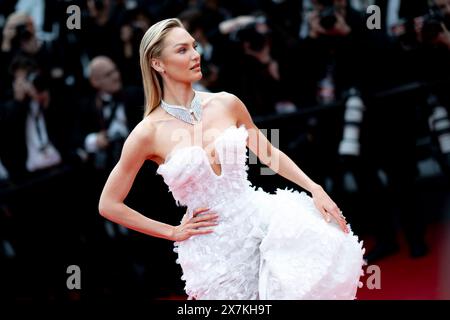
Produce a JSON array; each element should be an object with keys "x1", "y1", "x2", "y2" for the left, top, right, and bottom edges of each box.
[
  {"x1": 414, "y1": 0, "x2": 450, "y2": 182},
  {"x1": 223, "y1": 14, "x2": 297, "y2": 116},
  {"x1": 0, "y1": 12, "x2": 62, "y2": 102},
  {"x1": 308, "y1": 0, "x2": 352, "y2": 38},
  {"x1": 1, "y1": 12, "x2": 40, "y2": 56},
  {"x1": 413, "y1": 0, "x2": 450, "y2": 106},
  {"x1": 1, "y1": 12, "x2": 39, "y2": 102},
  {"x1": 411, "y1": 0, "x2": 450, "y2": 47},
  {"x1": 0, "y1": 55, "x2": 76, "y2": 180},
  {"x1": 373, "y1": 0, "x2": 428, "y2": 36},
  {"x1": 297, "y1": 0, "x2": 368, "y2": 106}
]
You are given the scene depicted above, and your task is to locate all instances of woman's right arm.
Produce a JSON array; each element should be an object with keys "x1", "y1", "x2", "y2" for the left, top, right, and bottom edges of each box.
[
  {"x1": 98, "y1": 123, "x2": 218, "y2": 241},
  {"x1": 98, "y1": 123, "x2": 176, "y2": 240}
]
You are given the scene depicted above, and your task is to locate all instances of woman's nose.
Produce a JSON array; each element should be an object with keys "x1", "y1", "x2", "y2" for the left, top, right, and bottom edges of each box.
[{"x1": 192, "y1": 49, "x2": 201, "y2": 60}]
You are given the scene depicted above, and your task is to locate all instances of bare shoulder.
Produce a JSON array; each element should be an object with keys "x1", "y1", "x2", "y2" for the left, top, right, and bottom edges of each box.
[
  {"x1": 122, "y1": 117, "x2": 157, "y2": 160},
  {"x1": 199, "y1": 90, "x2": 239, "y2": 104},
  {"x1": 197, "y1": 90, "x2": 243, "y2": 114},
  {"x1": 211, "y1": 91, "x2": 255, "y2": 129}
]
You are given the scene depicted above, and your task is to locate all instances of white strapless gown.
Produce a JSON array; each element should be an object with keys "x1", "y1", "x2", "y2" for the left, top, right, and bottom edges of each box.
[{"x1": 156, "y1": 124, "x2": 365, "y2": 300}]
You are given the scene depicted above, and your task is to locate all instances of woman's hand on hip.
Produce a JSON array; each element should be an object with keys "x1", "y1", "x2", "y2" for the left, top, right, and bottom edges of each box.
[{"x1": 171, "y1": 207, "x2": 218, "y2": 241}]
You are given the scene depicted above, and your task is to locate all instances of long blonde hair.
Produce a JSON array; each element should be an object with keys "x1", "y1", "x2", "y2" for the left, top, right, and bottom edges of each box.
[{"x1": 139, "y1": 18, "x2": 184, "y2": 118}]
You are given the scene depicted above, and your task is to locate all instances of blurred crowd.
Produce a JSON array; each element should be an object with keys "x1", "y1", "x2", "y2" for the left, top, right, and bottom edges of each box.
[{"x1": 1, "y1": 0, "x2": 450, "y2": 300}]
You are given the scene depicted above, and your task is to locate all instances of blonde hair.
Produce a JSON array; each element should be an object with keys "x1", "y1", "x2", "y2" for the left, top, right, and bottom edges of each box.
[{"x1": 139, "y1": 18, "x2": 184, "y2": 118}]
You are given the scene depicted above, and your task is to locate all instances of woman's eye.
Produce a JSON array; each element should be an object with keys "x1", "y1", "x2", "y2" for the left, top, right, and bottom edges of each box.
[{"x1": 179, "y1": 48, "x2": 186, "y2": 53}]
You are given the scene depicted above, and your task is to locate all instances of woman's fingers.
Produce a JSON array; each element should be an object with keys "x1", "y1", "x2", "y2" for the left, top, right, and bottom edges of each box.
[
  {"x1": 176, "y1": 221, "x2": 216, "y2": 241},
  {"x1": 193, "y1": 207, "x2": 210, "y2": 217},
  {"x1": 192, "y1": 221, "x2": 218, "y2": 229},
  {"x1": 179, "y1": 207, "x2": 219, "y2": 239},
  {"x1": 188, "y1": 228, "x2": 215, "y2": 236},
  {"x1": 328, "y1": 207, "x2": 349, "y2": 233},
  {"x1": 192, "y1": 213, "x2": 218, "y2": 223},
  {"x1": 191, "y1": 207, "x2": 218, "y2": 223}
]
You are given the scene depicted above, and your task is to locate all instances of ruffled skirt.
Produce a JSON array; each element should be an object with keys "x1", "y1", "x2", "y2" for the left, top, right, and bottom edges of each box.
[{"x1": 173, "y1": 186, "x2": 365, "y2": 300}]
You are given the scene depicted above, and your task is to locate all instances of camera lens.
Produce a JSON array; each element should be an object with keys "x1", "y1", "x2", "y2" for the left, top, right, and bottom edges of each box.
[
  {"x1": 27, "y1": 72, "x2": 49, "y2": 93},
  {"x1": 94, "y1": 0, "x2": 104, "y2": 11},
  {"x1": 13, "y1": 24, "x2": 32, "y2": 43},
  {"x1": 237, "y1": 25, "x2": 268, "y2": 52},
  {"x1": 420, "y1": 5, "x2": 447, "y2": 43},
  {"x1": 320, "y1": 7, "x2": 337, "y2": 30}
]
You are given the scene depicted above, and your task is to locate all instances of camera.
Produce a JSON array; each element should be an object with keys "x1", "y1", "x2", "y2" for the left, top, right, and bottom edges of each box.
[
  {"x1": 11, "y1": 23, "x2": 33, "y2": 48},
  {"x1": 93, "y1": 0, "x2": 104, "y2": 11},
  {"x1": 421, "y1": 5, "x2": 448, "y2": 44},
  {"x1": 317, "y1": 0, "x2": 337, "y2": 30},
  {"x1": 338, "y1": 88, "x2": 365, "y2": 157},
  {"x1": 27, "y1": 71, "x2": 50, "y2": 93},
  {"x1": 428, "y1": 94, "x2": 450, "y2": 156},
  {"x1": 393, "y1": 4, "x2": 450, "y2": 50},
  {"x1": 235, "y1": 19, "x2": 270, "y2": 52}
]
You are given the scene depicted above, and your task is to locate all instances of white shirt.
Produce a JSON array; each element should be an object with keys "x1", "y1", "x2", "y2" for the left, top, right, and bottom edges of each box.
[{"x1": 25, "y1": 100, "x2": 62, "y2": 172}]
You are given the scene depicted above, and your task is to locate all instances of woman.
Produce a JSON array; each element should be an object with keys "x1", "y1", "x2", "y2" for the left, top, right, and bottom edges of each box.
[{"x1": 98, "y1": 18, "x2": 365, "y2": 300}]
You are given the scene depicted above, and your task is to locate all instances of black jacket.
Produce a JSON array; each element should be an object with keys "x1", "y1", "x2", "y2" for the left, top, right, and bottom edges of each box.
[{"x1": 0, "y1": 96, "x2": 76, "y2": 181}]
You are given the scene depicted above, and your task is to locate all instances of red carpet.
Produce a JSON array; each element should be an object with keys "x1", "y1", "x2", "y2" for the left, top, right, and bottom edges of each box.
[{"x1": 356, "y1": 221, "x2": 450, "y2": 300}]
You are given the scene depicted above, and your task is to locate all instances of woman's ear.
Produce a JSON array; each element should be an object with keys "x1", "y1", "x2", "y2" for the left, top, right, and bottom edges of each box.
[{"x1": 151, "y1": 58, "x2": 165, "y2": 74}]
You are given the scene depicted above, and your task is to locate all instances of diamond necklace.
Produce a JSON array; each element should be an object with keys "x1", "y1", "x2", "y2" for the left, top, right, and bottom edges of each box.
[{"x1": 160, "y1": 91, "x2": 202, "y2": 125}]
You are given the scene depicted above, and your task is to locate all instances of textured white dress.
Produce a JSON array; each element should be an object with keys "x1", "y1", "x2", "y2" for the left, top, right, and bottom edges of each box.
[{"x1": 156, "y1": 124, "x2": 365, "y2": 300}]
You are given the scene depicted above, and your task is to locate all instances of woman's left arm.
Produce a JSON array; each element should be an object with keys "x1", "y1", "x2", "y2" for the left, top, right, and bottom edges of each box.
[{"x1": 229, "y1": 94, "x2": 349, "y2": 233}]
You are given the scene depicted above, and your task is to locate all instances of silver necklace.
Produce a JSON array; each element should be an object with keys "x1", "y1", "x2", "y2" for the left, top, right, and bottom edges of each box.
[{"x1": 160, "y1": 91, "x2": 202, "y2": 125}]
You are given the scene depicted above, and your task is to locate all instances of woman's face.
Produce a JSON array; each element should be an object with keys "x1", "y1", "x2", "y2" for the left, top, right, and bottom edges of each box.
[{"x1": 157, "y1": 27, "x2": 202, "y2": 83}]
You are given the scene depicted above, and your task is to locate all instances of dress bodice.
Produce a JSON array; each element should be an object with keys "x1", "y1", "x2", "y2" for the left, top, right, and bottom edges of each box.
[{"x1": 156, "y1": 124, "x2": 253, "y2": 211}]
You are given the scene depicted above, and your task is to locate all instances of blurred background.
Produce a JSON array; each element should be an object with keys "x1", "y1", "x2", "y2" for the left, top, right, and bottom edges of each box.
[{"x1": 0, "y1": 0, "x2": 449, "y2": 301}]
